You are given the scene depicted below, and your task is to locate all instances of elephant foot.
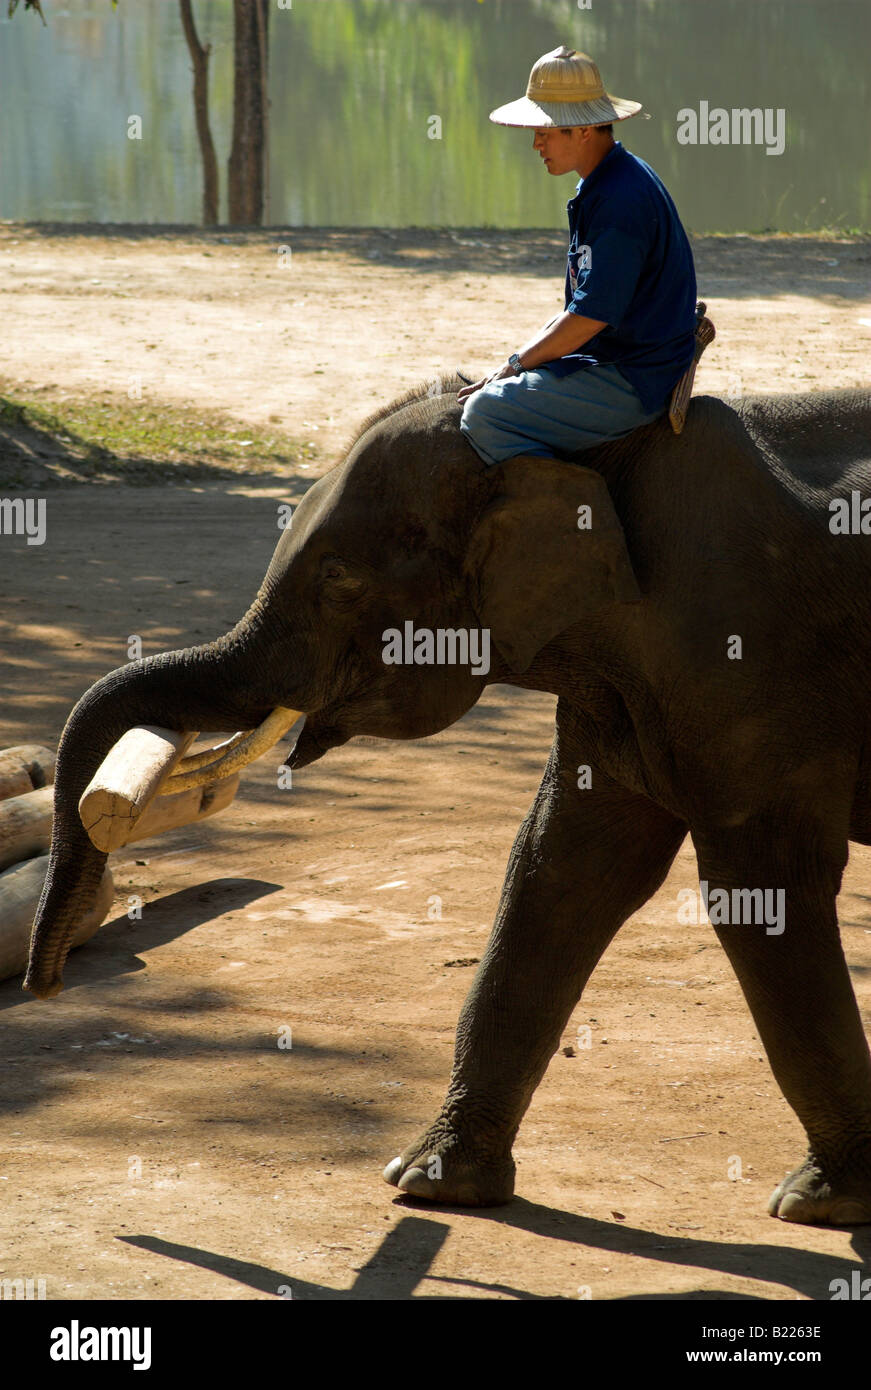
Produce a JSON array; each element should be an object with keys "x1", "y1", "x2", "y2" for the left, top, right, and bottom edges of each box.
[
  {"x1": 382, "y1": 1120, "x2": 516, "y2": 1207},
  {"x1": 768, "y1": 1155, "x2": 871, "y2": 1226}
]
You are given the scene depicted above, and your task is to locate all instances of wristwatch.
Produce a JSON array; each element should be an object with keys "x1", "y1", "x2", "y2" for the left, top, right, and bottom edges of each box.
[{"x1": 508, "y1": 352, "x2": 524, "y2": 375}]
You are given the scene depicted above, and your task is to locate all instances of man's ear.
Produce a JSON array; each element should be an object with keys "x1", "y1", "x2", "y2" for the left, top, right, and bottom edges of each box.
[{"x1": 464, "y1": 455, "x2": 641, "y2": 674}]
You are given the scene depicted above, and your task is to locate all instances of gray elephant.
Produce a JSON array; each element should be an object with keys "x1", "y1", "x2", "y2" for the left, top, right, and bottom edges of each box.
[{"x1": 24, "y1": 373, "x2": 871, "y2": 1227}]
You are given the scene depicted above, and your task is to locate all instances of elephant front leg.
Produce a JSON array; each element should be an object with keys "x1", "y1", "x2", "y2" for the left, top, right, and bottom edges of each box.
[
  {"x1": 383, "y1": 761, "x2": 686, "y2": 1206},
  {"x1": 695, "y1": 825, "x2": 871, "y2": 1226}
]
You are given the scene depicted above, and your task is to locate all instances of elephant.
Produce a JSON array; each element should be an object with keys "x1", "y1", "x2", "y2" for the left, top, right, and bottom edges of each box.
[{"x1": 23, "y1": 372, "x2": 871, "y2": 1228}]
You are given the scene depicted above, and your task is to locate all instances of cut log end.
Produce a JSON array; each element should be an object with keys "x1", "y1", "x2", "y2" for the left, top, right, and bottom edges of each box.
[
  {"x1": 0, "y1": 744, "x2": 57, "y2": 802},
  {"x1": 0, "y1": 786, "x2": 54, "y2": 872},
  {"x1": 78, "y1": 727, "x2": 197, "y2": 851}
]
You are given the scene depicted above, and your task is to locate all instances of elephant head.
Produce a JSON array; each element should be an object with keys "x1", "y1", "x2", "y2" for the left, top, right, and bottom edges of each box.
[{"x1": 24, "y1": 372, "x2": 640, "y2": 999}]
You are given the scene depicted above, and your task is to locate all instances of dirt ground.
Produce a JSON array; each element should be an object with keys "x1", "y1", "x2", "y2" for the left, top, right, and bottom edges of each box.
[{"x1": 1, "y1": 224, "x2": 871, "y2": 1301}]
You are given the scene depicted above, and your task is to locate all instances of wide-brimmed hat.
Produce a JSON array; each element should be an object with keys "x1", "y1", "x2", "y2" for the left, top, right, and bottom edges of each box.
[{"x1": 489, "y1": 46, "x2": 642, "y2": 128}]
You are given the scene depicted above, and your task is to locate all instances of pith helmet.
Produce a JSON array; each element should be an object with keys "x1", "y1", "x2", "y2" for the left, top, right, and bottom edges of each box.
[{"x1": 489, "y1": 45, "x2": 642, "y2": 128}]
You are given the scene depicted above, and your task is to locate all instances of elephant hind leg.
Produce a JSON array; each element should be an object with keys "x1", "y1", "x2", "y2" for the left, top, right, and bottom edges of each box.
[
  {"x1": 694, "y1": 822, "x2": 871, "y2": 1226},
  {"x1": 384, "y1": 754, "x2": 687, "y2": 1207}
]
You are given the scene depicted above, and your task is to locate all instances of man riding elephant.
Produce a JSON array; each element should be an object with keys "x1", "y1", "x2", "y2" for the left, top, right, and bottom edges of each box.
[
  {"x1": 25, "y1": 366, "x2": 871, "y2": 1229},
  {"x1": 459, "y1": 46, "x2": 699, "y2": 463}
]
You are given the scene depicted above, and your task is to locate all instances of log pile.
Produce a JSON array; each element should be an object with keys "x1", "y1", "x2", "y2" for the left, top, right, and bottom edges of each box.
[{"x1": 0, "y1": 736, "x2": 244, "y2": 985}]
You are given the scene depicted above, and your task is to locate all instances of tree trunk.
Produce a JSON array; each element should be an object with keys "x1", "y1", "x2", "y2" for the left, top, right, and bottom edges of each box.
[
  {"x1": 228, "y1": 0, "x2": 270, "y2": 225},
  {"x1": 179, "y1": 0, "x2": 220, "y2": 226}
]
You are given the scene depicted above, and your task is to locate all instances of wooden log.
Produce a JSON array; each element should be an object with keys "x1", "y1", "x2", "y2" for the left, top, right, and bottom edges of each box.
[
  {"x1": 0, "y1": 786, "x2": 54, "y2": 871},
  {"x1": 78, "y1": 727, "x2": 198, "y2": 853},
  {"x1": 0, "y1": 855, "x2": 115, "y2": 983},
  {"x1": 126, "y1": 773, "x2": 240, "y2": 845},
  {"x1": 0, "y1": 744, "x2": 57, "y2": 802}
]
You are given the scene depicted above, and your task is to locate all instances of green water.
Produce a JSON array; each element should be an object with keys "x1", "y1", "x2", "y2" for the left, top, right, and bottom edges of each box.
[{"x1": 0, "y1": 0, "x2": 868, "y2": 231}]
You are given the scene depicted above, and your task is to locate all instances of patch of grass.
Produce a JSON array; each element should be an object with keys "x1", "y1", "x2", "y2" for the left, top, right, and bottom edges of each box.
[
  {"x1": 0, "y1": 389, "x2": 319, "y2": 477},
  {"x1": 694, "y1": 228, "x2": 871, "y2": 241}
]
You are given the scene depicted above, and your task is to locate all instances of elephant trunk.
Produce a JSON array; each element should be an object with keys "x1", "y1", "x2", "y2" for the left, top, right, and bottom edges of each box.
[{"x1": 24, "y1": 629, "x2": 283, "y2": 1000}]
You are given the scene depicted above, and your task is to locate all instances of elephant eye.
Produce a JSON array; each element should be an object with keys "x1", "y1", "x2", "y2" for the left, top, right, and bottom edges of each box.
[{"x1": 320, "y1": 558, "x2": 365, "y2": 599}]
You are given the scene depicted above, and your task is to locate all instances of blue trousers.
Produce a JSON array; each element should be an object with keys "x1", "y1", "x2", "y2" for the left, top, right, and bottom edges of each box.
[{"x1": 459, "y1": 361, "x2": 667, "y2": 466}]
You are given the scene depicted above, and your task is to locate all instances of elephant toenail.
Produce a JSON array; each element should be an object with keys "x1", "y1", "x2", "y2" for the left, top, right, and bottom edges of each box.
[
  {"x1": 397, "y1": 1167, "x2": 435, "y2": 1198},
  {"x1": 382, "y1": 1156, "x2": 404, "y2": 1186},
  {"x1": 776, "y1": 1192, "x2": 811, "y2": 1222},
  {"x1": 829, "y1": 1199, "x2": 871, "y2": 1226}
]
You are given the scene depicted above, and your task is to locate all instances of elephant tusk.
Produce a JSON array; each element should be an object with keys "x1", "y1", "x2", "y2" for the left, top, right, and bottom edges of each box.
[
  {"x1": 165, "y1": 730, "x2": 249, "y2": 775},
  {"x1": 159, "y1": 706, "x2": 302, "y2": 792}
]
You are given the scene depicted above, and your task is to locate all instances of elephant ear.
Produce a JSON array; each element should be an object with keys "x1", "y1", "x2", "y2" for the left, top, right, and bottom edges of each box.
[{"x1": 464, "y1": 455, "x2": 641, "y2": 674}]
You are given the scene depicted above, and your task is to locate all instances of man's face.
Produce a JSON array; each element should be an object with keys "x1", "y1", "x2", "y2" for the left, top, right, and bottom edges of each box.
[{"x1": 532, "y1": 125, "x2": 586, "y2": 176}]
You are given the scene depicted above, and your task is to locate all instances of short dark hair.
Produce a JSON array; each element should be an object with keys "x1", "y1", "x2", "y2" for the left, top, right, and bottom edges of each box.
[{"x1": 559, "y1": 123, "x2": 614, "y2": 135}]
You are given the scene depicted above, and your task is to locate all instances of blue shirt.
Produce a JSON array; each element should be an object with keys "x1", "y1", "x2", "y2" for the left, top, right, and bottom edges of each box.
[{"x1": 546, "y1": 142, "x2": 697, "y2": 414}]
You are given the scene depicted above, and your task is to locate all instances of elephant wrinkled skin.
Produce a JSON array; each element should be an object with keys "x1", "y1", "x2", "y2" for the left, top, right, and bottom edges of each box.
[{"x1": 24, "y1": 374, "x2": 871, "y2": 1228}]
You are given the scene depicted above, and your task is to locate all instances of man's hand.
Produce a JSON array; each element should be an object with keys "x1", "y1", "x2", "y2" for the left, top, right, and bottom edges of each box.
[
  {"x1": 457, "y1": 362, "x2": 515, "y2": 402},
  {"x1": 456, "y1": 311, "x2": 608, "y2": 404}
]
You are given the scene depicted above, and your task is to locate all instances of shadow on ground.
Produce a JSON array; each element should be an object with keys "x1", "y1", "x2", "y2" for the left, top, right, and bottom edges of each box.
[{"x1": 120, "y1": 1201, "x2": 871, "y2": 1300}]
